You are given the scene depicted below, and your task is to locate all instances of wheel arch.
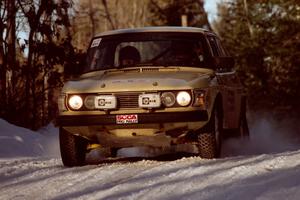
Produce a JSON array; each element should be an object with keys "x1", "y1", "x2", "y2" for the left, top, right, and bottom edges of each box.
[
  {"x1": 212, "y1": 92, "x2": 223, "y2": 120},
  {"x1": 197, "y1": 92, "x2": 223, "y2": 134}
]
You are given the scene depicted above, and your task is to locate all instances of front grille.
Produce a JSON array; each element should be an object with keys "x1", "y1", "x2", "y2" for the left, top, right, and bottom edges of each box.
[
  {"x1": 142, "y1": 68, "x2": 159, "y2": 72},
  {"x1": 115, "y1": 92, "x2": 140, "y2": 109}
]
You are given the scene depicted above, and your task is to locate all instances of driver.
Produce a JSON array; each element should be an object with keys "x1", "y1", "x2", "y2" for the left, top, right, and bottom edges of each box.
[{"x1": 119, "y1": 46, "x2": 141, "y2": 66}]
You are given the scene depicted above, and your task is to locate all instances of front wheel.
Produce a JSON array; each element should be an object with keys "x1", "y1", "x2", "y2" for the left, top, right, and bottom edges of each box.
[
  {"x1": 59, "y1": 128, "x2": 88, "y2": 167},
  {"x1": 110, "y1": 148, "x2": 120, "y2": 157},
  {"x1": 197, "y1": 104, "x2": 222, "y2": 159}
]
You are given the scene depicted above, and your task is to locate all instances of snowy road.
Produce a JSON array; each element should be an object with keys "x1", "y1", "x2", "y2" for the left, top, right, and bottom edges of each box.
[
  {"x1": 1, "y1": 115, "x2": 300, "y2": 200},
  {"x1": 1, "y1": 151, "x2": 300, "y2": 200}
]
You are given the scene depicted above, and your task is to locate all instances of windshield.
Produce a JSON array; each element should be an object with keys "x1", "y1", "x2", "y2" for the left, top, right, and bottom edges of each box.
[{"x1": 85, "y1": 32, "x2": 210, "y2": 72}]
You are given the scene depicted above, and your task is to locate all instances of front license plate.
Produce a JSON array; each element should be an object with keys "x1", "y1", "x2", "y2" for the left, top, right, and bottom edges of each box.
[{"x1": 116, "y1": 114, "x2": 138, "y2": 124}]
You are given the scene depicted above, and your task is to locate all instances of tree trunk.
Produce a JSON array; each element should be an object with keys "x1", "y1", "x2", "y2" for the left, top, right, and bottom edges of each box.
[
  {"x1": 0, "y1": 1, "x2": 5, "y2": 111},
  {"x1": 88, "y1": 0, "x2": 96, "y2": 36},
  {"x1": 7, "y1": 0, "x2": 16, "y2": 109},
  {"x1": 243, "y1": 0, "x2": 254, "y2": 38},
  {"x1": 0, "y1": 31, "x2": 5, "y2": 117},
  {"x1": 25, "y1": 30, "x2": 34, "y2": 128},
  {"x1": 102, "y1": 0, "x2": 116, "y2": 29}
]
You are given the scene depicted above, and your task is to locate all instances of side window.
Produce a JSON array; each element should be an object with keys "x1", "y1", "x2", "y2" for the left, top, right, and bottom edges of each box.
[
  {"x1": 207, "y1": 36, "x2": 219, "y2": 57},
  {"x1": 215, "y1": 37, "x2": 227, "y2": 56},
  {"x1": 88, "y1": 46, "x2": 108, "y2": 70}
]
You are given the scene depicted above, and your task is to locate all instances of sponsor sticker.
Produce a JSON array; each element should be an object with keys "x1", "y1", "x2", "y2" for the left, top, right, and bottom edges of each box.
[
  {"x1": 90, "y1": 38, "x2": 102, "y2": 48},
  {"x1": 116, "y1": 114, "x2": 138, "y2": 124}
]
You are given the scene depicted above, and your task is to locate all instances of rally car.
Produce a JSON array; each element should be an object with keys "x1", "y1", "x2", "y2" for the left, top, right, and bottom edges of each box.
[{"x1": 56, "y1": 27, "x2": 249, "y2": 166}]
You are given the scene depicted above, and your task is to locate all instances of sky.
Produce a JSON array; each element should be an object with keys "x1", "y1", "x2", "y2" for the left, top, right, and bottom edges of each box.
[{"x1": 204, "y1": 0, "x2": 221, "y2": 22}]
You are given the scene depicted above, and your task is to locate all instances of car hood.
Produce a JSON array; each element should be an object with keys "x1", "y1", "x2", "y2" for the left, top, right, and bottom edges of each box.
[{"x1": 62, "y1": 67, "x2": 214, "y2": 93}]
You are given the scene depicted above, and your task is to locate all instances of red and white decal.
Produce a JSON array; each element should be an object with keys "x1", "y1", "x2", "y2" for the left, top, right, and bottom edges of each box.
[{"x1": 116, "y1": 114, "x2": 138, "y2": 124}]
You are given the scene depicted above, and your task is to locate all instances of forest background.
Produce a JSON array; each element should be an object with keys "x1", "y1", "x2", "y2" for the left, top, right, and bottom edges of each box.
[{"x1": 0, "y1": 0, "x2": 299, "y2": 130}]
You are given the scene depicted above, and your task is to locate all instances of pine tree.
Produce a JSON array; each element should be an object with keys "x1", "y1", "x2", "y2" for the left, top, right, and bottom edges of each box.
[{"x1": 214, "y1": 0, "x2": 300, "y2": 114}]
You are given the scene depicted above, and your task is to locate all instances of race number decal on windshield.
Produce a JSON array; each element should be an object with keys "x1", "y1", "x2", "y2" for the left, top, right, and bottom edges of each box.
[{"x1": 90, "y1": 38, "x2": 102, "y2": 48}]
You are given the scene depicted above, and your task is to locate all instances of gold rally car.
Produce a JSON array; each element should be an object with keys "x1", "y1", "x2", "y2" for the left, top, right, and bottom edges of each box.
[{"x1": 56, "y1": 27, "x2": 249, "y2": 167}]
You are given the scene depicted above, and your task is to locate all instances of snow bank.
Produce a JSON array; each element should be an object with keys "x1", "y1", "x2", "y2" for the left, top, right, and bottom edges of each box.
[
  {"x1": 0, "y1": 111, "x2": 299, "y2": 159},
  {"x1": 0, "y1": 119, "x2": 59, "y2": 158}
]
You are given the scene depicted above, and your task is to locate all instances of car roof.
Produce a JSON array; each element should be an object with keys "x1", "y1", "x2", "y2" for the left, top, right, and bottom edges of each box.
[{"x1": 95, "y1": 26, "x2": 214, "y2": 38}]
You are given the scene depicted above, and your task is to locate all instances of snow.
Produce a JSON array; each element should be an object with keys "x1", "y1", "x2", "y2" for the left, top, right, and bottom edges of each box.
[
  {"x1": 0, "y1": 119, "x2": 59, "y2": 158},
  {"x1": 1, "y1": 152, "x2": 300, "y2": 200},
  {"x1": 0, "y1": 115, "x2": 300, "y2": 200}
]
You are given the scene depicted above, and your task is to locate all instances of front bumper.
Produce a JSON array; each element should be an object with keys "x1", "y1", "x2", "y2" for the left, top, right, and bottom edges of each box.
[{"x1": 56, "y1": 111, "x2": 208, "y2": 127}]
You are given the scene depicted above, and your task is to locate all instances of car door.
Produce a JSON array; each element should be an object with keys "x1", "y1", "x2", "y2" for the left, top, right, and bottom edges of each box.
[{"x1": 207, "y1": 35, "x2": 242, "y2": 129}]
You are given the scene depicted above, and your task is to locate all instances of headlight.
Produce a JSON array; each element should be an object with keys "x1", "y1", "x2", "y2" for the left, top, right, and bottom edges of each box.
[
  {"x1": 161, "y1": 92, "x2": 176, "y2": 107},
  {"x1": 84, "y1": 95, "x2": 96, "y2": 110},
  {"x1": 68, "y1": 95, "x2": 83, "y2": 110},
  {"x1": 176, "y1": 91, "x2": 191, "y2": 106}
]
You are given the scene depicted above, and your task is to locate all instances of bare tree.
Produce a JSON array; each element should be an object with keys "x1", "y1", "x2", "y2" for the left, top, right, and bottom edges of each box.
[
  {"x1": 243, "y1": 0, "x2": 254, "y2": 38},
  {"x1": 7, "y1": 0, "x2": 16, "y2": 97},
  {"x1": 0, "y1": 1, "x2": 8, "y2": 117},
  {"x1": 0, "y1": 0, "x2": 17, "y2": 118},
  {"x1": 101, "y1": 0, "x2": 116, "y2": 29},
  {"x1": 71, "y1": 0, "x2": 151, "y2": 51}
]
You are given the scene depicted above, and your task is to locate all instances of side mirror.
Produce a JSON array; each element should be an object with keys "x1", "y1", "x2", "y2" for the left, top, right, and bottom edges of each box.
[{"x1": 211, "y1": 57, "x2": 235, "y2": 71}]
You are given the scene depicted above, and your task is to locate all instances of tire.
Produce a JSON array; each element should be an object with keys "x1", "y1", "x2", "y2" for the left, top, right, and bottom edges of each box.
[
  {"x1": 197, "y1": 104, "x2": 222, "y2": 159},
  {"x1": 110, "y1": 148, "x2": 119, "y2": 157},
  {"x1": 59, "y1": 127, "x2": 88, "y2": 167}
]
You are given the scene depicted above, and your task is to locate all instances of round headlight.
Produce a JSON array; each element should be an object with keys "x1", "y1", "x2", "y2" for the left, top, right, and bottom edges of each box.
[
  {"x1": 161, "y1": 92, "x2": 176, "y2": 107},
  {"x1": 68, "y1": 95, "x2": 83, "y2": 110},
  {"x1": 84, "y1": 95, "x2": 95, "y2": 110},
  {"x1": 176, "y1": 91, "x2": 191, "y2": 106}
]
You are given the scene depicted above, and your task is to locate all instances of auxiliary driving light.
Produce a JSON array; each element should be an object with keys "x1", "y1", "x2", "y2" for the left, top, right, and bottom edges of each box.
[
  {"x1": 139, "y1": 93, "x2": 161, "y2": 108},
  {"x1": 95, "y1": 95, "x2": 117, "y2": 109}
]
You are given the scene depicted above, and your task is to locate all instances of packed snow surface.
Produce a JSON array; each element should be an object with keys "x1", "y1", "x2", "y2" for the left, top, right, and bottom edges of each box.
[
  {"x1": 1, "y1": 152, "x2": 300, "y2": 200},
  {"x1": 0, "y1": 115, "x2": 300, "y2": 200}
]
